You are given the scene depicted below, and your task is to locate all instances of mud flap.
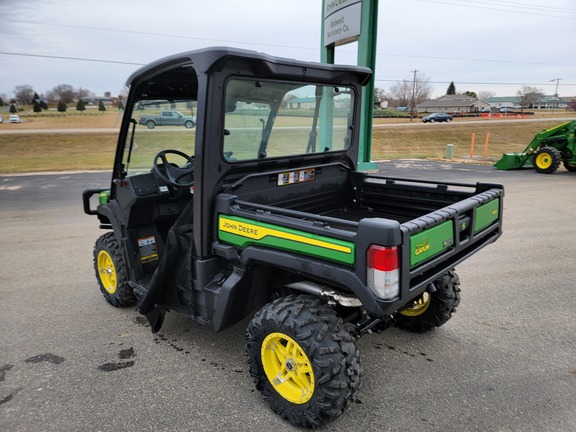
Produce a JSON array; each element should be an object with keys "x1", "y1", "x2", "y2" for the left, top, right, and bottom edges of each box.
[
  {"x1": 145, "y1": 307, "x2": 166, "y2": 333},
  {"x1": 138, "y1": 200, "x2": 194, "y2": 332}
]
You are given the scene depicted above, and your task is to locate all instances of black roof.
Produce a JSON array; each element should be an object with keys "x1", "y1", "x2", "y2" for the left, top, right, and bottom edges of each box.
[{"x1": 126, "y1": 46, "x2": 372, "y2": 87}]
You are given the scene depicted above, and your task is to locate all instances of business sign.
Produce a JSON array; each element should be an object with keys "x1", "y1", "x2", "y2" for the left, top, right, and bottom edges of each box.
[{"x1": 323, "y1": 0, "x2": 362, "y2": 47}]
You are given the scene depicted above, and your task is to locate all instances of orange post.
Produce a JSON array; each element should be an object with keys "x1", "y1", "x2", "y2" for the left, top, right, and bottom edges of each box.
[
  {"x1": 483, "y1": 132, "x2": 490, "y2": 157},
  {"x1": 470, "y1": 132, "x2": 476, "y2": 159}
]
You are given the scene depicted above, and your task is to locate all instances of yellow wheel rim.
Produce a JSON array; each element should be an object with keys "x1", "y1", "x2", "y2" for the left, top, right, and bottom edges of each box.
[
  {"x1": 97, "y1": 250, "x2": 117, "y2": 294},
  {"x1": 535, "y1": 153, "x2": 552, "y2": 169},
  {"x1": 261, "y1": 332, "x2": 315, "y2": 404},
  {"x1": 400, "y1": 292, "x2": 431, "y2": 317}
]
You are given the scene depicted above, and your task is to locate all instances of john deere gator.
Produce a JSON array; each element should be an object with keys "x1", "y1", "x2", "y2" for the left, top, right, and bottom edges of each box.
[{"x1": 83, "y1": 47, "x2": 504, "y2": 428}]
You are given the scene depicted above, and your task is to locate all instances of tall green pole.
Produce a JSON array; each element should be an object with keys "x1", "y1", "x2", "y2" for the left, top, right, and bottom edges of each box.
[
  {"x1": 321, "y1": 0, "x2": 378, "y2": 171},
  {"x1": 356, "y1": 0, "x2": 378, "y2": 170}
]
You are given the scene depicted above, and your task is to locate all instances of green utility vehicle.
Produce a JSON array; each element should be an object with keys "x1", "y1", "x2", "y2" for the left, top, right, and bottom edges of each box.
[
  {"x1": 494, "y1": 120, "x2": 576, "y2": 173},
  {"x1": 83, "y1": 48, "x2": 504, "y2": 428}
]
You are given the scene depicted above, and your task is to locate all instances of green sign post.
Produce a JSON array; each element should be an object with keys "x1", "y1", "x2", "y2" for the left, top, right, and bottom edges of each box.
[{"x1": 321, "y1": 0, "x2": 378, "y2": 170}]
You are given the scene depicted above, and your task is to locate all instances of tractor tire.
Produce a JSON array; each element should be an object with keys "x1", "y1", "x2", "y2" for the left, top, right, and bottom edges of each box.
[
  {"x1": 245, "y1": 295, "x2": 360, "y2": 428},
  {"x1": 533, "y1": 146, "x2": 561, "y2": 174},
  {"x1": 395, "y1": 270, "x2": 461, "y2": 333},
  {"x1": 93, "y1": 232, "x2": 136, "y2": 307}
]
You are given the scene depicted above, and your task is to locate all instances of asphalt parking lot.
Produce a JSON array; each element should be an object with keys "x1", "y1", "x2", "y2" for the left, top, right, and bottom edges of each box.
[{"x1": 1, "y1": 162, "x2": 575, "y2": 431}]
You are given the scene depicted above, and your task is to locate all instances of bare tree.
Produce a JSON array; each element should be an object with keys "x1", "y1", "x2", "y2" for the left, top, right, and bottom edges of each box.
[
  {"x1": 280, "y1": 94, "x2": 296, "y2": 109},
  {"x1": 47, "y1": 84, "x2": 76, "y2": 103},
  {"x1": 14, "y1": 84, "x2": 35, "y2": 106},
  {"x1": 478, "y1": 91, "x2": 495, "y2": 101},
  {"x1": 389, "y1": 72, "x2": 432, "y2": 107},
  {"x1": 517, "y1": 85, "x2": 544, "y2": 112},
  {"x1": 373, "y1": 87, "x2": 386, "y2": 108},
  {"x1": 77, "y1": 87, "x2": 94, "y2": 99}
]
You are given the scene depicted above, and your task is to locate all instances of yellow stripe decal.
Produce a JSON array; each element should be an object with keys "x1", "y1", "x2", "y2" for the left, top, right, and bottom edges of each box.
[{"x1": 219, "y1": 216, "x2": 352, "y2": 254}]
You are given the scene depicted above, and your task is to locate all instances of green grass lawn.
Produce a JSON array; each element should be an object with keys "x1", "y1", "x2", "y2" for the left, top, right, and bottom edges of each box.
[{"x1": 0, "y1": 118, "x2": 567, "y2": 174}]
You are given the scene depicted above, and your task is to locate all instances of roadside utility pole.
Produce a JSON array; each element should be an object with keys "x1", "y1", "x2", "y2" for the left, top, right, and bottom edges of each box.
[{"x1": 410, "y1": 69, "x2": 417, "y2": 122}]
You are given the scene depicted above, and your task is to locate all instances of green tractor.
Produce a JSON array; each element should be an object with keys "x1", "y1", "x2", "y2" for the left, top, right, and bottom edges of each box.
[{"x1": 494, "y1": 120, "x2": 576, "y2": 174}]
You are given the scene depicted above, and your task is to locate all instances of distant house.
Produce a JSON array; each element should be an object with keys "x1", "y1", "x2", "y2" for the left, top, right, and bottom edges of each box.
[
  {"x1": 416, "y1": 95, "x2": 490, "y2": 114},
  {"x1": 561, "y1": 96, "x2": 576, "y2": 107},
  {"x1": 77, "y1": 96, "x2": 115, "y2": 109},
  {"x1": 484, "y1": 96, "x2": 520, "y2": 109},
  {"x1": 486, "y1": 95, "x2": 568, "y2": 110},
  {"x1": 530, "y1": 95, "x2": 565, "y2": 109},
  {"x1": 288, "y1": 97, "x2": 316, "y2": 109}
]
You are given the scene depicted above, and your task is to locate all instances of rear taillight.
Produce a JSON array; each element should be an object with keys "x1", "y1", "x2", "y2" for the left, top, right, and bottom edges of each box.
[{"x1": 367, "y1": 245, "x2": 399, "y2": 300}]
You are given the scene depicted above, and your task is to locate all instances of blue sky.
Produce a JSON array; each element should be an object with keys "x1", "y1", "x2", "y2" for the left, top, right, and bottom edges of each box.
[{"x1": 1, "y1": 0, "x2": 574, "y2": 99}]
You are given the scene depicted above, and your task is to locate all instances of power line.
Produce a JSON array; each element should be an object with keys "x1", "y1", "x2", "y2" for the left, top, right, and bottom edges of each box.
[
  {"x1": 2, "y1": 51, "x2": 574, "y2": 89},
  {"x1": 0, "y1": 51, "x2": 143, "y2": 66},
  {"x1": 412, "y1": 0, "x2": 576, "y2": 19},
  {"x1": 8, "y1": 20, "x2": 311, "y2": 52},
  {"x1": 8, "y1": 19, "x2": 576, "y2": 68},
  {"x1": 446, "y1": 0, "x2": 576, "y2": 14},
  {"x1": 374, "y1": 51, "x2": 575, "y2": 68},
  {"x1": 375, "y1": 78, "x2": 575, "y2": 86}
]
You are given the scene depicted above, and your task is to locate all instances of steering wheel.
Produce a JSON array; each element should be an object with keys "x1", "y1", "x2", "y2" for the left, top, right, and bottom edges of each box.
[{"x1": 152, "y1": 149, "x2": 195, "y2": 188}]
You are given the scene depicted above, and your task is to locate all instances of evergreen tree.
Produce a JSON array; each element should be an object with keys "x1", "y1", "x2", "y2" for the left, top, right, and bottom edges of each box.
[
  {"x1": 446, "y1": 81, "x2": 456, "y2": 95},
  {"x1": 98, "y1": 99, "x2": 106, "y2": 112},
  {"x1": 33, "y1": 101, "x2": 42, "y2": 113},
  {"x1": 76, "y1": 99, "x2": 86, "y2": 112},
  {"x1": 463, "y1": 91, "x2": 477, "y2": 98},
  {"x1": 40, "y1": 101, "x2": 48, "y2": 110},
  {"x1": 118, "y1": 100, "x2": 124, "y2": 111},
  {"x1": 58, "y1": 101, "x2": 67, "y2": 113},
  {"x1": 10, "y1": 104, "x2": 17, "y2": 114}
]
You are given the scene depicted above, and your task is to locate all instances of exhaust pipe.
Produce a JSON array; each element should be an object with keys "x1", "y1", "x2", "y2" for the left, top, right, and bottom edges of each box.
[{"x1": 285, "y1": 281, "x2": 362, "y2": 307}]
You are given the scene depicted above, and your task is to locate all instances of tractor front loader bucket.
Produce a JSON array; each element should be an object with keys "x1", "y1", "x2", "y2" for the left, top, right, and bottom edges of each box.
[{"x1": 494, "y1": 152, "x2": 532, "y2": 170}]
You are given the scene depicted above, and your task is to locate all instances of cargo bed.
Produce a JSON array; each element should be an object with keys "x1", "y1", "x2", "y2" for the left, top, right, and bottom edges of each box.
[{"x1": 217, "y1": 164, "x2": 503, "y2": 283}]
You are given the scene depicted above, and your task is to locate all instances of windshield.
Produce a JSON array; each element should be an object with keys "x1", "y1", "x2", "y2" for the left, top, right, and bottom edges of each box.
[
  {"x1": 122, "y1": 99, "x2": 196, "y2": 177},
  {"x1": 223, "y1": 79, "x2": 355, "y2": 162}
]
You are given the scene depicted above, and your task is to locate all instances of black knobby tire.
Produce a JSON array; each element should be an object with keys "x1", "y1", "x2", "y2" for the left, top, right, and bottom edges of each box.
[
  {"x1": 245, "y1": 295, "x2": 361, "y2": 428},
  {"x1": 93, "y1": 232, "x2": 136, "y2": 307},
  {"x1": 533, "y1": 146, "x2": 561, "y2": 174},
  {"x1": 395, "y1": 270, "x2": 461, "y2": 333}
]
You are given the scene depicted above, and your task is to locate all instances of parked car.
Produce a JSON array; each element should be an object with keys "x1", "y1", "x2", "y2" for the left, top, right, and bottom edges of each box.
[
  {"x1": 422, "y1": 113, "x2": 453, "y2": 123},
  {"x1": 481, "y1": 108, "x2": 491, "y2": 113},
  {"x1": 138, "y1": 110, "x2": 195, "y2": 129},
  {"x1": 499, "y1": 107, "x2": 512, "y2": 113},
  {"x1": 9, "y1": 114, "x2": 21, "y2": 123}
]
